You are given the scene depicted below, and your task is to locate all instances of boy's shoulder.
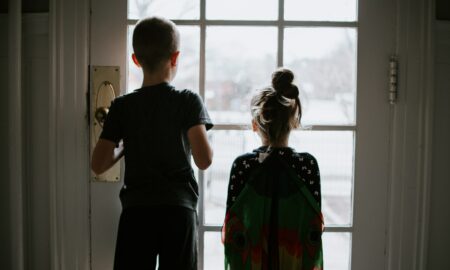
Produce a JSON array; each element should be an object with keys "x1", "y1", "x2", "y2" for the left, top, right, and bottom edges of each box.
[
  {"x1": 177, "y1": 88, "x2": 202, "y2": 99},
  {"x1": 107, "y1": 93, "x2": 127, "y2": 109},
  {"x1": 177, "y1": 88, "x2": 197, "y2": 95},
  {"x1": 116, "y1": 86, "x2": 199, "y2": 101},
  {"x1": 174, "y1": 88, "x2": 206, "y2": 108}
]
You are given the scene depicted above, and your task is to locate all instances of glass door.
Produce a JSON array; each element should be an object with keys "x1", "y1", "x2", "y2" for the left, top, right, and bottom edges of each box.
[{"x1": 90, "y1": 0, "x2": 394, "y2": 269}]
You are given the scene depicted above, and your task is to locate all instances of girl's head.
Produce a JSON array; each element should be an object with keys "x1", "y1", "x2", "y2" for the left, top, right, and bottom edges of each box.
[{"x1": 251, "y1": 68, "x2": 302, "y2": 146}]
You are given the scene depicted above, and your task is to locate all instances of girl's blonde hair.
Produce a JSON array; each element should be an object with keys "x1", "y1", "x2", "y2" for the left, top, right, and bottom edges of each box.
[{"x1": 251, "y1": 68, "x2": 302, "y2": 145}]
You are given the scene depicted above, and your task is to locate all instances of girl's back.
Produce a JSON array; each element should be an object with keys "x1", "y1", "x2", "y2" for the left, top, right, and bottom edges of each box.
[
  {"x1": 223, "y1": 147, "x2": 323, "y2": 269},
  {"x1": 223, "y1": 68, "x2": 324, "y2": 269}
]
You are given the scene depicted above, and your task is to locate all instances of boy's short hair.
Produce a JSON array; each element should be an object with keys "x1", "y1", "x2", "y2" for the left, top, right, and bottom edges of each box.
[{"x1": 133, "y1": 17, "x2": 180, "y2": 72}]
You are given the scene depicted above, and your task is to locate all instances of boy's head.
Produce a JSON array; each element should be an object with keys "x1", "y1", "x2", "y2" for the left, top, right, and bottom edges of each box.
[{"x1": 132, "y1": 17, "x2": 180, "y2": 73}]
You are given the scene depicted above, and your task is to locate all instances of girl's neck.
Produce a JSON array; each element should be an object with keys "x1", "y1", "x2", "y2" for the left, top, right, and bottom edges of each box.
[{"x1": 261, "y1": 137, "x2": 289, "y2": 148}]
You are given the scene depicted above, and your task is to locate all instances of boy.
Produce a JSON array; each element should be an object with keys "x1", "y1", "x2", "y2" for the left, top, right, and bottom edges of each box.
[{"x1": 91, "y1": 17, "x2": 213, "y2": 270}]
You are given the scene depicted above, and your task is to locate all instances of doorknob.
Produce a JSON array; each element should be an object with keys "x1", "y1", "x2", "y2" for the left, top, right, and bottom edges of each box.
[
  {"x1": 90, "y1": 66, "x2": 121, "y2": 182},
  {"x1": 94, "y1": 106, "x2": 109, "y2": 127},
  {"x1": 94, "y1": 80, "x2": 115, "y2": 127}
]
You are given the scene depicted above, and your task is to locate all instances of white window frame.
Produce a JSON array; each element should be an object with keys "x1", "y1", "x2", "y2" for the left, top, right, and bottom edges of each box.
[{"x1": 128, "y1": 1, "x2": 358, "y2": 268}]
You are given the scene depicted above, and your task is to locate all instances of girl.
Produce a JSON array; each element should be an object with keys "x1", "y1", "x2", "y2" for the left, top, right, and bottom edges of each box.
[{"x1": 223, "y1": 68, "x2": 323, "y2": 270}]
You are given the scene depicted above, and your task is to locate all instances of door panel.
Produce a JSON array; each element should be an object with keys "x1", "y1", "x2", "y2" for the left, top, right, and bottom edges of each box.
[{"x1": 90, "y1": 0, "x2": 127, "y2": 269}]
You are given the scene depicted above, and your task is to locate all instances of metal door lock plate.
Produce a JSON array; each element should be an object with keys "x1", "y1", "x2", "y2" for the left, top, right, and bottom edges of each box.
[{"x1": 90, "y1": 66, "x2": 121, "y2": 182}]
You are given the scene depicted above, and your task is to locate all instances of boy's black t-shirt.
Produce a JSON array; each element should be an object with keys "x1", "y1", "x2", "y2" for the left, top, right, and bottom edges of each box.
[{"x1": 100, "y1": 82, "x2": 213, "y2": 210}]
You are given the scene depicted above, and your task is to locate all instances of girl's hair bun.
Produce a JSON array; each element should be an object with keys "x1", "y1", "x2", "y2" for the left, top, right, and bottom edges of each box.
[{"x1": 271, "y1": 68, "x2": 299, "y2": 99}]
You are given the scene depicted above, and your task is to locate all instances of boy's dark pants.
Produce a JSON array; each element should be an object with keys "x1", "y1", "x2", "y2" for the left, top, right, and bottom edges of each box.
[{"x1": 113, "y1": 205, "x2": 198, "y2": 270}]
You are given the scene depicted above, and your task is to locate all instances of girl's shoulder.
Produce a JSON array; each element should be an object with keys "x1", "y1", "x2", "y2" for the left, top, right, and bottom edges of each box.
[
  {"x1": 291, "y1": 151, "x2": 318, "y2": 164},
  {"x1": 292, "y1": 152, "x2": 320, "y2": 171},
  {"x1": 231, "y1": 152, "x2": 260, "y2": 169}
]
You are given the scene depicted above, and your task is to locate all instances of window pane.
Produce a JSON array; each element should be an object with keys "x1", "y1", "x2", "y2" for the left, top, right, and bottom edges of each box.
[
  {"x1": 127, "y1": 26, "x2": 200, "y2": 93},
  {"x1": 285, "y1": 0, "x2": 357, "y2": 21},
  {"x1": 204, "y1": 231, "x2": 351, "y2": 270},
  {"x1": 323, "y1": 232, "x2": 352, "y2": 270},
  {"x1": 206, "y1": 0, "x2": 278, "y2": 20},
  {"x1": 127, "y1": 26, "x2": 140, "y2": 92},
  {"x1": 290, "y1": 131, "x2": 354, "y2": 226},
  {"x1": 284, "y1": 27, "x2": 357, "y2": 125},
  {"x1": 204, "y1": 232, "x2": 225, "y2": 270},
  {"x1": 204, "y1": 130, "x2": 353, "y2": 226},
  {"x1": 128, "y1": 0, "x2": 199, "y2": 20},
  {"x1": 205, "y1": 27, "x2": 277, "y2": 124},
  {"x1": 204, "y1": 131, "x2": 259, "y2": 225}
]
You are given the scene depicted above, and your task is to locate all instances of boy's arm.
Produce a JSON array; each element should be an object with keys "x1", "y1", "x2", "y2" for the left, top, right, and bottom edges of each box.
[
  {"x1": 187, "y1": 124, "x2": 213, "y2": 170},
  {"x1": 91, "y1": 139, "x2": 124, "y2": 175}
]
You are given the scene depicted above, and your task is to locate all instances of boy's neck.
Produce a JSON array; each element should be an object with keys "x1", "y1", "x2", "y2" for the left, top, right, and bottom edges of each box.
[{"x1": 141, "y1": 68, "x2": 173, "y2": 87}]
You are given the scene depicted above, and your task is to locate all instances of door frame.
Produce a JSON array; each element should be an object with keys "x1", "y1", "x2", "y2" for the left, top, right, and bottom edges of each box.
[
  {"x1": 38, "y1": 0, "x2": 436, "y2": 269},
  {"x1": 385, "y1": 0, "x2": 436, "y2": 269}
]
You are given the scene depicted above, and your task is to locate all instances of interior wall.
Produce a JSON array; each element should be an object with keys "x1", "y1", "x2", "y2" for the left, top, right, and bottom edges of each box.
[
  {"x1": 22, "y1": 0, "x2": 49, "y2": 13},
  {"x1": 0, "y1": 0, "x2": 49, "y2": 13},
  {"x1": 22, "y1": 14, "x2": 50, "y2": 270},
  {"x1": 427, "y1": 20, "x2": 450, "y2": 269},
  {"x1": 0, "y1": 13, "x2": 51, "y2": 270},
  {"x1": 0, "y1": 14, "x2": 11, "y2": 270},
  {"x1": 436, "y1": 0, "x2": 450, "y2": 20},
  {"x1": 0, "y1": 2, "x2": 6, "y2": 13}
]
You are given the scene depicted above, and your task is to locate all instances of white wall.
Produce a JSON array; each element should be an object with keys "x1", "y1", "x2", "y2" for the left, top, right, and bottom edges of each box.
[{"x1": 427, "y1": 21, "x2": 450, "y2": 269}]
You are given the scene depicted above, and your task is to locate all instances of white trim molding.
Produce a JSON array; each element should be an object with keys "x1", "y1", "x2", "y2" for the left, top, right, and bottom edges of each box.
[
  {"x1": 414, "y1": 1, "x2": 435, "y2": 269},
  {"x1": 386, "y1": 0, "x2": 435, "y2": 269},
  {"x1": 49, "y1": 0, "x2": 91, "y2": 269},
  {"x1": 8, "y1": 0, "x2": 25, "y2": 268}
]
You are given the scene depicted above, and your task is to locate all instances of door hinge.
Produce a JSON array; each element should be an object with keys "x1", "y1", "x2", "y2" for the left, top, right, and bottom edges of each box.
[{"x1": 389, "y1": 55, "x2": 399, "y2": 105}]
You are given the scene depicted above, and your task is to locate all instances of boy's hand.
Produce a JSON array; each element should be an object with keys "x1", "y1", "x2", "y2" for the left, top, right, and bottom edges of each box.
[
  {"x1": 91, "y1": 139, "x2": 124, "y2": 175},
  {"x1": 115, "y1": 140, "x2": 125, "y2": 159},
  {"x1": 187, "y1": 125, "x2": 213, "y2": 170}
]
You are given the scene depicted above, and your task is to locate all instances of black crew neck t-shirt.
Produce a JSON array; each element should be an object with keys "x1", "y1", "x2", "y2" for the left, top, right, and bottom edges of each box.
[{"x1": 100, "y1": 82, "x2": 213, "y2": 210}]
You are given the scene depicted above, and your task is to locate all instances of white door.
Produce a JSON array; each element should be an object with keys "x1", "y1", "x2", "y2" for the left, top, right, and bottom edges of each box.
[{"x1": 89, "y1": 0, "x2": 395, "y2": 269}]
